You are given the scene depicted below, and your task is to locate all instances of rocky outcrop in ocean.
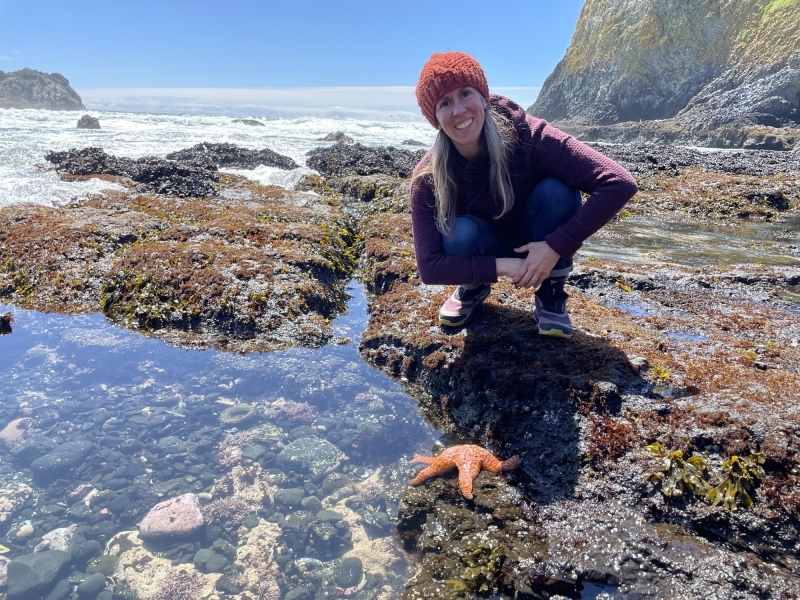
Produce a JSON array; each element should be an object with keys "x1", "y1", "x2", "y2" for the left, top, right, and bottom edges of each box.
[
  {"x1": 0, "y1": 68, "x2": 84, "y2": 110},
  {"x1": 531, "y1": 0, "x2": 800, "y2": 148}
]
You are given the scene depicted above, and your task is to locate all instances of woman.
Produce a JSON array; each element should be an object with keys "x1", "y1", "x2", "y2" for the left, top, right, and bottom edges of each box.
[{"x1": 411, "y1": 52, "x2": 638, "y2": 338}]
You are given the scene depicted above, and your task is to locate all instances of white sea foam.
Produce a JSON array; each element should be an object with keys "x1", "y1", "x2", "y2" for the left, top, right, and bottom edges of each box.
[{"x1": 0, "y1": 107, "x2": 436, "y2": 209}]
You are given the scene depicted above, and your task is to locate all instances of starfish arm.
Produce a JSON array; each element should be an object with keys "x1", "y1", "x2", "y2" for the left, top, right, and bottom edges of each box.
[
  {"x1": 409, "y1": 458, "x2": 456, "y2": 485},
  {"x1": 410, "y1": 456, "x2": 434, "y2": 465},
  {"x1": 458, "y1": 460, "x2": 482, "y2": 499},
  {"x1": 481, "y1": 454, "x2": 521, "y2": 473}
]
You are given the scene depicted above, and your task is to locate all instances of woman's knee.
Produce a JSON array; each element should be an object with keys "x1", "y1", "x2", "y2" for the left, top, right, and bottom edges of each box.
[
  {"x1": 528, "y1": 177, "x2": 582, "y2": 218},
  {"x1": 442, "y1": 216, "x2": 489, "y2": 256}
]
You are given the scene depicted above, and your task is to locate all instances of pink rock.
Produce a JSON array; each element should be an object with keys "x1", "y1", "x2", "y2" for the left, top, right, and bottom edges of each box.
[{"x1": 139, "y1": 493, "x2": 204, "y2": 539}]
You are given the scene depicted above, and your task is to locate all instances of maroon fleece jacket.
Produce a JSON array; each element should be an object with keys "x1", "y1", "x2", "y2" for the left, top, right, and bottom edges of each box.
[{"x1": 410, "y1": 95, "x2": 638, "y2": 286}]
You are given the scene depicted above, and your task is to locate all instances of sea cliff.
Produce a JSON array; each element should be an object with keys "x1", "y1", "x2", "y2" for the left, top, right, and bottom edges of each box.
[
  {"x1": 531, "y1": 0, "x2": 800, "y2": 149},
  {"x1": 0, "y1": 68, "x2": 84, "y2": 110}
]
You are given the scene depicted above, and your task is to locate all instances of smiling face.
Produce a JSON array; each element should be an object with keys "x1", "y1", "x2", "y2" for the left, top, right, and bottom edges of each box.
[{"x1": 434, "y1": 86, "x2": 487, "y2": 160}]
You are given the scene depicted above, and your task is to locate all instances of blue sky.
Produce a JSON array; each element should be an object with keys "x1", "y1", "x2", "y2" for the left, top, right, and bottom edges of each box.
[{"x1": 0, "y1": 1, "x2": 583, "y2": 88}]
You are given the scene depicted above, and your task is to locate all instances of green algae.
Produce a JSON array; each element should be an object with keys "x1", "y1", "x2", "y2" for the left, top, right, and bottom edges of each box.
[
  {"x1": 646, "y1": 442, "x2": 710, "y2": 499},
  {"x1": 707, "y1": 452, "x2": 765, "y2": 511},
  {"x1": 445, "y1": 543, "x2": 507, "y2": 597}
]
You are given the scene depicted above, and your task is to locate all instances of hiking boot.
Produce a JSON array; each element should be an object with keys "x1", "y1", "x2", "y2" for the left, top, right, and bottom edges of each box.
[
  {"x1": 439, "y1": 284, "x2": 491, "y2": 327},
  {"x1": 533, "y1": 278, "x2": 572, "y2": 338}
]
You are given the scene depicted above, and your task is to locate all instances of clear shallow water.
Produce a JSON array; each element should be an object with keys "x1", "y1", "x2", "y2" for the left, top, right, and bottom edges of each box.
[
  {"x1": 0, "y1": 283, "x2": 439, "y2": 597},
  {"x1": 584, "y1": 215, "x2": 800, "y2": 267},
  {"x1": 0, "y1": 108, "x2": 435, "y2": 208}
]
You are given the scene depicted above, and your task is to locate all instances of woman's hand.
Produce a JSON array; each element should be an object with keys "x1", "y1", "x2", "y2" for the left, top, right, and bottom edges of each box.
[
  {"x1": 512, "y1": 242, "x2": 561, "y2": 288},
  {"x1": 496, "y1": 257, "x2": 525, "y2": 279}
]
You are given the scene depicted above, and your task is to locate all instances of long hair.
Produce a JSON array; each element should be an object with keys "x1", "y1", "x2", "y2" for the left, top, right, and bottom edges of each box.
[{"x1": 415, "y1": 103, "x2": 516, "y2": 236}]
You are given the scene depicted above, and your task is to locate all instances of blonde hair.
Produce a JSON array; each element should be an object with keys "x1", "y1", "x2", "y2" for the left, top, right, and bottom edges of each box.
[{"x1": 415, "y1": 103, "x2": 515, "y2": 236}]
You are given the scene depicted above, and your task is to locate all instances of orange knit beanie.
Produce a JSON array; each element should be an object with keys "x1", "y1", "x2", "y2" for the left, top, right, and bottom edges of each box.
[{"x1": 416, "y1": 52, "x2": 489, "y2": 128}]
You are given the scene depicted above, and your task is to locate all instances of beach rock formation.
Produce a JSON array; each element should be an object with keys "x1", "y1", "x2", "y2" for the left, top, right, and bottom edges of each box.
[
  {"x1": 306, "y1": 142, "x2": 425, "y2": 178},
  {"x1": 45, "y1": 143, "x2": 300, "y2": 198},
  {"x1": 317, "y1": 131, "x2": 354, "y2": 143},
  {"x1": 166, "y1": 142, "x2": 299, "y2": 171},
  {"x1": 531, "y1": 0, "x2": 800, "y2": 149},
  {"x1": 76, "y1": 115, "x2": 100, "y2": 129},
  {"x1": 0, "y1": 68, "x2": 84, "y2": 110},
  {"x1": 0, "y1": 175, "x2": 357, "y2": 352}
]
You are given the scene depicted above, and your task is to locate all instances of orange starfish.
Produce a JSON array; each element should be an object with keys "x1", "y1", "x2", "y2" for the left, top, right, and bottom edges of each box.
[{"x1": 409, "y1": 444, "x2": 520, "y2": 499}]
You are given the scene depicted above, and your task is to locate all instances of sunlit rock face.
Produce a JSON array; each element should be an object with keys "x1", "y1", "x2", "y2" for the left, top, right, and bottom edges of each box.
[
  {"x1": 531, "y1": 0, "x2": 800, "y2": 128},
  {"x1": 0, "y1": 68, "x2": 85, "y2": 110}
]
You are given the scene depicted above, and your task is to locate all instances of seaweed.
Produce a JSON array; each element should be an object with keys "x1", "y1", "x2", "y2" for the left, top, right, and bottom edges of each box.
[
  {"x1": 706, "y1": 452, "x2": 765, "y2": 511},
  {"x1": 445, "y1": 543, "x2": 507, "y2": 597},
  {"x1": 645, "y1": 441, "x2": 710, "y2": 498}
]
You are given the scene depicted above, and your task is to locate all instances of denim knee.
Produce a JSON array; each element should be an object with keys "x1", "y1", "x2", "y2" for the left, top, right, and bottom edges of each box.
[
  {"x1": 526, "y1": 177, "x2": 583, "y2": 222},
  {"x1": 442, "y1": 216, "x2": 500, "y2": 257}
]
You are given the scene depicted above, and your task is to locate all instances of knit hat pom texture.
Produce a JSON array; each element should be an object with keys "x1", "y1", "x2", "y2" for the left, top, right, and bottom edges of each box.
[{"x1": 416, "y1": 52, "x2": 489, "y2": 128}]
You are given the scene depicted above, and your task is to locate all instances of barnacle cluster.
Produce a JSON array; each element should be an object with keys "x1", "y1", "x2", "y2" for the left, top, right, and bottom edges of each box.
[
  {"x1": 445, "y1": 543, "x2": 507, "y2": 597},
  {"x1": 646, "y1": 441, "x2": 766, "y2": 510}
]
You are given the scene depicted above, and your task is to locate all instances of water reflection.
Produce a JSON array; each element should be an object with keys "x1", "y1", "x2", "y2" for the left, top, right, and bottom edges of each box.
[{"x1": 584, "y1": 215, "x2": 800, "y2": 267}]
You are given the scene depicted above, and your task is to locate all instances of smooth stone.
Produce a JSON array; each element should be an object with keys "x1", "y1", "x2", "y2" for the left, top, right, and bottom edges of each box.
[
  {"x1": 44, "y1": 579, "x2": 72, "y2": 600},
  {"x1": 6, "y1": 550, "x2": 71, "y2": 599},
  {"x1": 241, "y1": 444, "x2": 267, "y2": 461},
  {"x1": 300, "y1": 496, "x2": 322, "y2": 513},
  {"x1": 30, "y1": 441, "x2": 94, "y2": 478},
  {"x1": 274, "y1": 488, "x2": 305, "y2": 508},
  {"x1": 76, "y1": 572, "x2": 106, "y2": 596},
  {"x1": 139, "y1": 493, "x2": 204, "y2": 539},
  {"x1": 284, "y1": 586, "x2": 311, "y2": 600},
  {"x1": 204, "y1": 552, "x2": 229, "y2": 573},
  {"x1": 336, "y1": 557, "x2": 363, "y2": 588},
  {"x1": 316, "y1": 509, "x2": 344, "y2": 522},
  {"x1": 71, "y1": 540, "x2": 102, "y2": 566},
  {"x1": 243, "y1": 513, "x2": 259, "y2": 529},
  {"x1": 277, "y1": 437, "x2": 344, "y2": 479},
  {"x1": 108, "y1": 494, "x2": 131, "y2": 512},
  {"x1": 68, "y1": 503, "x2": 91, "y2": 519},
  {"x1": 97, "y1": 592, "x2": 113, "y2": 600}
]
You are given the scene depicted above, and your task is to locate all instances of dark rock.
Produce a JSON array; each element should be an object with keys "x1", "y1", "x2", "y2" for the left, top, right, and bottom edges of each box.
[
  {"x1": 306, "y1": 142, "x2": 425, "y2": 178},
  {"x1": 30, "y1": 441, "x2": 95, "y2": 479},
  {"x1": 0, "y1": 69, "x2": 84, "y2": 110},
  {"x1": 76, "y1": 572, "x2": 106, "y2": 596},
  {"x1": 85, "y1": 555, "x2": 118, "y2": 576},
  {"x1": 10, "y1": 434, "x2": 59, "y2": 466},
  {"x1": 76, "y1": 115, "x2": 100, "y2": 129},
  {"x1": 71, "y1": 540, "x2": 102, "y2": 567},
  {"x1": 0, "y1": 311, "x2": 12, "y2": 334},
  {"x1": 165, "y1": 142, "x2": 298, "y2": 170},
  {"x1": 402, "y1": 139, "x2": 426, "y2": 146},
  {"x1": 6, "y1": 550, "x2": 71, "y2": 599},
  {"x1": 274, "y1": 488, "x2": 305, "y2": 508},
  {"x1": 241, "y1": 444, "x2": 267, "y2": 461},
  {"x1": 317, "y1": 131, "x2": 353, "y2": 143},
  {"x1": 215, "y1": 575, "x2": 243, "y2": 594},
  {"x1": 45, "y1": 147, "x2": 218, "y2": 197},
  {"x1": 44, "y1": 579, "x2": 72, "y2": 600},
  {"x1": 283, "y1": 586, "x2": 311, "y2": 600},
  {"x1": 335, "y1": 557, "x2": 363, "y2": 588},
  {"x1": 232, "y1": 119, "x2": 265, "y2": 126},
  {"x1": 300, "y1": 495, "x2": 322, "y2": 513}
]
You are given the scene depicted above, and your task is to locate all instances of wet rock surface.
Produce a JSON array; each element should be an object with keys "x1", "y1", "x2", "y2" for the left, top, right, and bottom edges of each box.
[
  {"x1": 165, "y1": 142, "x2": 299, "y2": 171},
  {"x1": 76, "y1": 115, "x2": 100, "y2": 130},
  {"x1": 0, "y1": 177, "x2": 357, "y2": 352},
  {"x1": 306, "y1": 142, "x2": 425, "y2": 179}
]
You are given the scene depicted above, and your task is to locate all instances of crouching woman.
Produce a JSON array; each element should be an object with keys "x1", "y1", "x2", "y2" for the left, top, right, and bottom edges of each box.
[{"x1": 410, "y1": 52, "x2": 638, "y2": 338}]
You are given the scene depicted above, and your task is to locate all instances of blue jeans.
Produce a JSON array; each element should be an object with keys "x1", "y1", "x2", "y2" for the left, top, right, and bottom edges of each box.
[{"x1": 442, "y1": 178, "x2": 582, "y2": 281}]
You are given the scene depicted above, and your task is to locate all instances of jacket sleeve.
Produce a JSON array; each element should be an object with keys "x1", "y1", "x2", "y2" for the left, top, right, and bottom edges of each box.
[
  {"x1": 528, "y1": 118, "x2": 638, "y2": 258},
  {"x1": 410, "y1": 175, "x2": 498, "y2": 286}
]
